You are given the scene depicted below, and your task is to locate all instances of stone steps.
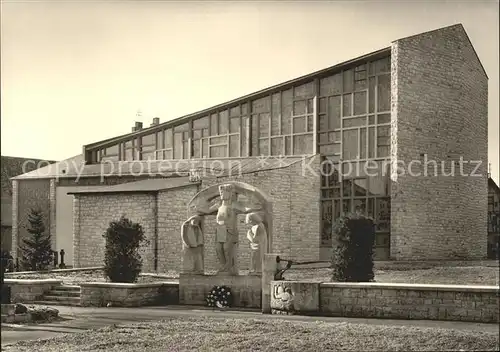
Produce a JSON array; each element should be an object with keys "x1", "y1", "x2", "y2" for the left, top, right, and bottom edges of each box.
[{"x1": 36, "y1": 285, "x2": 81, "y2": 306}]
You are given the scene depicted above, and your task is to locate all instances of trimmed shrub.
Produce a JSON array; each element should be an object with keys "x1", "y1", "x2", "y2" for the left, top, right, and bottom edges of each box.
[
  {"x1": 19, "y1": 208, "x2": 53, "y2": 271},
  {"x1": 103, "y1": 216, "x2": 148, "y2": 283},
  {"x1": 331, "y1": 213, "x2": 375, "y2": 282}
]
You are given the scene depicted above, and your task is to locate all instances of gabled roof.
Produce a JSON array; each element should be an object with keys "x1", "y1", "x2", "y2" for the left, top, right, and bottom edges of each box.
[
  {"x1": 12, "y1": 154, "x2": 311, "y2": 180},
  {"x1": 67, "y1": 176, "x2": 195, "y2": 195}
]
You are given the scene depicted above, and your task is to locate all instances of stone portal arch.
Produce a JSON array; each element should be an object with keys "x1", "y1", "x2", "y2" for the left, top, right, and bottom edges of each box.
[{"x1": 187, "y1": 181, "x2": 274, "y2": 253}]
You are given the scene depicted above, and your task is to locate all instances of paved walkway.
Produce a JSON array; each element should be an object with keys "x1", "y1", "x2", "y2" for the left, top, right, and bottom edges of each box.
[{"x1": 2, "y1": 305, "x2": 498, "y2": 346}]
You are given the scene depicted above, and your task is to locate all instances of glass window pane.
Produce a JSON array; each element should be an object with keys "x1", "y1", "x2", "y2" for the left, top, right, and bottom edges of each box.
[
  {"x1": 367, "y1": 161, "x2": 390, "y2": 196},
  {"x1": 343, "y1": 117, "x2": 366, "y2": 128},
  {"x1": 354, "y1": 91, "x2": 367, "y2": 115},
  {"x1": 377, "y1": 74, "x2": 391, "y2": 112},
  {"x1": 376, "y1": 198, "x2": 391, "y2": 232},
  {"x1": 343, "y1": 69, "x2": 354, "y2": 92},
  {"x1": 342, "y1": 129, "x2": 358, "y2": 160},
  {"x1": 354, "y1": 179, "x2": 368, "y2": 197},
  {"x1": 342, "y1": 179, "x2": 352, "y2": 197},
  {"x1": 328, "y1": 96, "x2": 341, "y2": 129},
  {"x1": 353, "y1": 198, "x2": 367, "y2": 215},
  {"x1": 342, "y1": 199, "x2": 351, "y2": 215},
  {"x1": 342, "y1": 94, "x2": 352, "y2": 117},
  {"x1": 321, "y1": 200, "x2": 333, "y2": 246}
]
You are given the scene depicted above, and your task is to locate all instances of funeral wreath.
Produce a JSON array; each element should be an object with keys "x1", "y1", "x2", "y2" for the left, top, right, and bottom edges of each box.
[{"x1": 206, "y1": 285, "x2": 233, "y2": 308}]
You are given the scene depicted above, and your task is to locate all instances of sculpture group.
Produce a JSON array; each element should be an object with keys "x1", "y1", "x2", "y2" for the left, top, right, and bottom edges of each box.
[{"x1": 181, "y1": 182, "x2": 270, "y2": 276}]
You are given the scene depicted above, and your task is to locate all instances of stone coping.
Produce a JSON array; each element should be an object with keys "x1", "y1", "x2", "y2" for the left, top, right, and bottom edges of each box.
[
  {"x1": 180, "y1": 273, "x2": 263, "y2": 278},
  {"x1": 319, "y1": 282, "x2": 500, "y2": 293},
  {"x1": 5, "y1": 267, "x2": 103, "y2": 275},
  {"x1": 4, "y1": 279, "x2": 62, "y2": 285},
  {"x1": 80, "y1": 281, "x2": 178, "y2": 288}
]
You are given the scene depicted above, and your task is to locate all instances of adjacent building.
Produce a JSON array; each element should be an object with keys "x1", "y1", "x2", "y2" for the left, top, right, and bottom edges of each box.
[
  {"x1": 488, "y1": 177, "x2": 500, "y2": 259},
  {"x1": 1, "y1": 156, "x2": 56, "y2": 252},
  {"x1": 10, "y1": 24, "x2": 490, "y2": 271}
]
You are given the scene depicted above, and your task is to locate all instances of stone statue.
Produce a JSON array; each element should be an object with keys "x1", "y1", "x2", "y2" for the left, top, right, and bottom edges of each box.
[
  {"x1": 180, "y1": 215, "x2": 204, "y2": 274},
  {"x1": 196, "y1": 184, "x2": 261, "y2": 275},
  {"x1": 245, "y1": 212, "x2": 267, "y2": 274}
]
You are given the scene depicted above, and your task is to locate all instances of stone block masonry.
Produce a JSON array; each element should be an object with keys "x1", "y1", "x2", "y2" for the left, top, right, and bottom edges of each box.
[
  {"x1": 319, "y1": 282, "x2": 499, "y2": 323},
  {"x1": 201, "y1": 156, "x2": 321, "y2": 272},
  {"x1": 156, "y1": 185, "x2": 200, "y2": 273},
  {"x1": 270, "y1": 279, "x2": 499, "y2": 323},
  {"x1": 72, "y1": 156, "x2": 320, "y2": 274},
  {"x1": 4, "y1": 279, "x2": 62, "y2": 303},
  {"x1": 73, "y1": 193, "x2": 156, "y2": 271},
  {"x1": 80, "y1": 282, "x2": 179, "y2": 307},
  {"x1": 390, "y1": 24, "x2": 488, "y2": 260}
]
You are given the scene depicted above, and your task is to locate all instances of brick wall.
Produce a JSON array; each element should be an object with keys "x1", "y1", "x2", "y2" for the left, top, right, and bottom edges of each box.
[
  {"x1": 71, "y1": 156, "x2": 321, "y2": 274},
  {"x1": 156, "y1": 185, "x2": 200, "y2": 273},
  {"x1": 200, "y1": 156, "x2": 321, "y2": 272},
  {"x1": 73, "y1": 193, "x2": 156, "y2": 271},
  {"x1": 319, "y1": 282, "x2": 499, "y2": 323},
  {"x1": 391, "y1": 24, "x2": 488, "y2": 260}
]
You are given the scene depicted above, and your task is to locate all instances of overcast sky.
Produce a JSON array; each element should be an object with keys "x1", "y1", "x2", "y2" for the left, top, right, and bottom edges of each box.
[{"x1": 1, "y1": 0, "x2": 498, "y2": 183}]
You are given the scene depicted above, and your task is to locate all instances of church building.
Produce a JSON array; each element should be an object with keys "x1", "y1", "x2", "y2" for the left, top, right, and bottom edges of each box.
[{"x1": 10, "y1": 24, "x2": 489, "y2": 271}]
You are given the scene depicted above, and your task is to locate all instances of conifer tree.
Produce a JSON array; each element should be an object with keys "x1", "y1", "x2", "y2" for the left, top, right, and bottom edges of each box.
[{"x1": 19, "y1": 208, "x2": 53, "y2": 271}]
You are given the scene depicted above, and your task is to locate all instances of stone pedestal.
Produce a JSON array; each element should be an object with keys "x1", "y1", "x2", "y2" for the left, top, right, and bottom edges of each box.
[
  {"x1": 270, "y1": 280, "x2": 321, "y2": 315},
  {"x1": 179, "y1": 273, "x2": 262, "y2": 308},
  {"x1": 262, "y1": 253, "x2": 279, "y2": 314}
]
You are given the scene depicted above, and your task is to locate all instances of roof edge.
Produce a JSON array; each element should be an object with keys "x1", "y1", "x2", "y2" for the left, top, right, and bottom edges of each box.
[
  {"x1": 67, "y1": 181, "x2": 199, "y2": 195},
  {"x1": 85, "y1": 47, "x2": 391, "y2": 150}
]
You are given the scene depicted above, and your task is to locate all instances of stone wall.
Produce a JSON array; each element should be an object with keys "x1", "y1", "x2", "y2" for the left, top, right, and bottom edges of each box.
[
  {"x1": 80, "y1": 282, "x2": 179, "y2": 307},
  {"x1": 390, "y1": 24, "x2": 488, "y2": 260},
  {"x1": 200, "y1": 156, "x2": 321, "y2": 272},
  {"x1": 319, "y1": 282, "x2": 499, "y2": 323},
  {"x1": 4, "y1": 279, "x2": 62, "y2": 303},
  {"x1": 156, "y1": 185, "x2": 200, "y2": 273},
  {"x1": 73, "y1": 193, "x2": 156, "y2": 271},
  {"x1": 71, "y1": 156, "x2": 320, "y2": 274},
  {"x1": 270, "y1": 280, "x2": 499, "y2": 323},
  {"x1": 179, "y1": 273, "x2": 261, "y2": 308}
]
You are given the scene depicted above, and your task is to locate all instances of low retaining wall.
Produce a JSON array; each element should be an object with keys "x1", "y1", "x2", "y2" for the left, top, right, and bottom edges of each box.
[
  {"x1": 80, "y1": 282, "x2": 179, "y2": 307},
  {"x1": 270, "y1": 281, "x2": 499, "y2": 323},
  {"x1": 179, "y1": 274, "x2": 261, "y2": 308},
  {"x1": 4, "y1": 279, "x2": 62, "y2": 303},
  {"x1": 4, "y1": 267, "x2": 104, "y2": 276}
]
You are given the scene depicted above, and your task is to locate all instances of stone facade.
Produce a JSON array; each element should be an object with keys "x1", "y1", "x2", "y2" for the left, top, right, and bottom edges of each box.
[
  {"x1": 10, "y1": 24, "x2": 491, "y2": 265},
  {"x1": 4, "y1": 279, "x2": 62, "y2": 303},
  {"x1": 157, "y1": 185, "x2": 201, "y2": 272},
  {"x1": 390, "y1": 24, "x2": 488, "y2": 260},
  {"x1": 319, "y1": 282, "x2": 499, "y2": 323},
  {"x1": 80, "y1": 282, "x2": 179, "y2": 307},
  {"x1": 179, "y1": 273, "x2": 262, "y2": 308},
  {"x1": 73, "y1": 193, "x2": 156, "y2": 271},
  {"x1": 200, "y1": 156, "x2": 321, "y2": 272},
  {"x1": 72, "y1": 157, "x2": 320, "y2": 273}
]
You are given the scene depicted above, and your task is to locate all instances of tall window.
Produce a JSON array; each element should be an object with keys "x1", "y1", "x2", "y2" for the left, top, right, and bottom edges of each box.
[{"x1": 319, "y1": 55, "x2": 391, "y2": 247}]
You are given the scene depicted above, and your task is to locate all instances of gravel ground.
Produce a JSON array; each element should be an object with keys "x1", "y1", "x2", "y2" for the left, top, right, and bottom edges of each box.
[{"x1": 3, "y1": 317, "x2": 499, "y2": 352}]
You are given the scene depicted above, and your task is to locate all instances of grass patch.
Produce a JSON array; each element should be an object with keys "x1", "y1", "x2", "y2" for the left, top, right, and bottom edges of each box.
[
  {"x1": 7, "y1": 262, "x2": 499, "y2": 286},
  {"x1": 3, "y1": 317, "x2": 499, "y2": 351},
  {"x1": 284, "y1": 262, "x2": 499, "y2": 286}
]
